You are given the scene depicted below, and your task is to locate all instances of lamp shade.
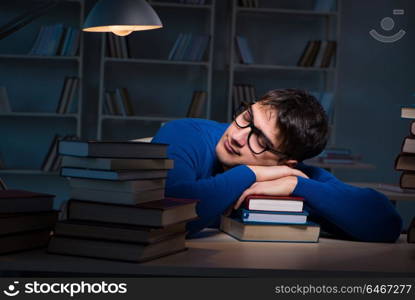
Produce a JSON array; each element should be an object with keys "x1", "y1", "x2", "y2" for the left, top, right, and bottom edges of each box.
[{"x1": 82, "y1": 0, "x2": 163, "y2": 36}]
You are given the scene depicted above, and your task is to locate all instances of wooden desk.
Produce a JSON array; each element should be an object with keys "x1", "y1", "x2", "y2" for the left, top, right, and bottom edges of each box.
[{"x1": 0, "y1": 230, "x2": 414, "y2": 277}]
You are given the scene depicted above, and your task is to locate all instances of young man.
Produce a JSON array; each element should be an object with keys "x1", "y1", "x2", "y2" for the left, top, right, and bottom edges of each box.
[{"x1": 152, "y1": 89, "x2": 402, "y2": 242}]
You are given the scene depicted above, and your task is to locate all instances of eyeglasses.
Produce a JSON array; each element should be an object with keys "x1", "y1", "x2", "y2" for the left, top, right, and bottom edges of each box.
[{"x1": 232, "y1": 103, "x2": 286, "y2": 157}]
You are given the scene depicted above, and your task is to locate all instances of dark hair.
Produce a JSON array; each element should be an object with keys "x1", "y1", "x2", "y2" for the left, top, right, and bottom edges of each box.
[{"x1": 257, "y1": 89, "x2": 329, "y2": 162}]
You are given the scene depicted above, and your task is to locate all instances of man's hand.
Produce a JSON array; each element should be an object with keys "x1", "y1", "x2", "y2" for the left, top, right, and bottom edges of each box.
[
  {"x1": 234, "y1": 176, "x2": 299, "y2": 210},
  {"x1": 247, "y1": 165, "x2": 308, "y2": 182}
]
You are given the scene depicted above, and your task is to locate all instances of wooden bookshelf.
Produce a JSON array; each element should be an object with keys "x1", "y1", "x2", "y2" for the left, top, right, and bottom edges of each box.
[{"x1": 97, "y1": 0, "x2": 216, "y2": 139}]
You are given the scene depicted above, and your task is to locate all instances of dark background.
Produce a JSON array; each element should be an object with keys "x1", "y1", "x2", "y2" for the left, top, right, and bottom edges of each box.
[{"x1": 0, "y1": 0, "x2": 414, "y2": 229}]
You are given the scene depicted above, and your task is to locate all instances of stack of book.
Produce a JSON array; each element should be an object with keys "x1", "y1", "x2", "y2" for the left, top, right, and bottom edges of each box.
[
  {"x1": 221, "y1": 195, "x2": 320, "y2": 242},
  {"x1": 106, "y1": 33, "x2": 130, "y2": 59},
  {"x1": 103, "y1": 88, "x2": 135, "y2": 116},
  {"x1": 0, "y1": 189, "x2": 58, "y2": 254},
  {"x1": 393, "y1": 106, "x2": 415, "y2": 189},
  {"x1": 168, "y1": 33, "x2": 210, "y2": 61},
  {"x1": 297, "y1": 40, "x2": 336, "y2": 68},
  {"x1": 29, "y1": 24, "x2": 80, "y2": 56},
  {"x1": 47, "y1": 140, "x2": 198, "y2": 262}
]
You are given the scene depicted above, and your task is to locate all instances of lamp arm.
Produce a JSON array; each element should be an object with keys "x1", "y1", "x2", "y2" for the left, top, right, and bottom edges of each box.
[{"x1": 0, "y1": 0, "x2": 64, "y2": 40}]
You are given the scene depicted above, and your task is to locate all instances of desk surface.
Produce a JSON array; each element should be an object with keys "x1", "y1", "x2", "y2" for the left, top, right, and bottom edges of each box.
[
  {"x1": 348, "y1": 182, "x2": 415, "y2": 201},
  {"x1": 0, "y1": 231, "x2": 414, "y2": 277}
]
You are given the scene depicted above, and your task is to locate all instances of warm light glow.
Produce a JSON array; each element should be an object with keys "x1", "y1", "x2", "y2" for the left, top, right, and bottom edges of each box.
[{"x1": 83, "y1": 25, "x2": 162, "y2": 36}]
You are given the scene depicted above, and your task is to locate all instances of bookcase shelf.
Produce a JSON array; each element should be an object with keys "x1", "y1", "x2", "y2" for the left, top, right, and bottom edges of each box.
[
  {"x1": 234, "y1": 63, "x2": 336, "y2": 72},
  {"x1": 101, "y1": 115, "x2": 180, "y2": 122},
  {"x1": 0, "y1": 0, "x2": 85, "y2": 176},
  {"x1": 150, "y1": 1, "x2": 212, "y2": 10},
  {"x1": 0, "y1": 169, "x2": 59, "y2": 176},
  {"x1": 0, "y1": 112, "x2": 79, "y2": 118},
  {"x1": 227, "y1": 0, "x2": 341, "y2": 147},
  {"x1": 0, "y1": 54, "x2": 81, "y2": 61},
  {"x1": 104, "y1": 57, "x2": 209, "y2": 67},
  {"x1": 236, "y1": 7, "x2": 338, "y2": 17},
  {"x1": 97, "y1": 0, "x2": 216, "y2": 140}
]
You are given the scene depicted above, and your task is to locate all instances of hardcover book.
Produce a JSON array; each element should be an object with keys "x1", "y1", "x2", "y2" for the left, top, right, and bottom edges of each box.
[
  {"x1": 0, "y1": 190, "x2": 54, "y2": 213},
  {"x1": 67, "y1": 198, "x2": 198, "y2": 227},
  {"x1": 239, "y1": 209, "x2": 308, "y2": 224},
  {"x1": 0, "y1": 211, "x2": 59, "y2": 236},
  {"x1": 243, "y1": 195, "x2": 304, "y2": 212},
  {"x1": 0, "y1": 229, "x2": 52, "y2": 254},
  {"x1": 53, "y1": 219, "x2": 187, "y2": 244},
  {"x1": 68, "y1": 178, "x2": 166, "y2": 193},
  {"x1": 220, "y1": 215, "x2": 320, "y2": 243},
  {"x1": 62, "y1": 156, "x2": 174, "y2": 170},
  {"x1": 47, "y1": 233, "x2": 187, "y2": 263},
  {"x1": 58, "y1": 140, "x2": 168, "y2": 159},
  {"x1": 61, "y1": 167, "x2": 168, "y2": 181}
]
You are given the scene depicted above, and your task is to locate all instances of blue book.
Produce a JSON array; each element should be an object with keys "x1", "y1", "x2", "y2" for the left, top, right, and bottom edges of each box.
[
  {"x1": 60, "y1": 27, "x2": 73, "y2": 56},
  {"x1": 51, "y1": 24, "x2": 65, "y2": 55},
  {"x1": 168, "y1": 33, "x2": 184, "y2": 60},
  {"x1": 236, "y1": 35, "x2": 254, "y2": 64},
  {"x1": 69, "y1": 29, "x2": 80, "y2": 56},
  {"x1": 239, "y1": 208, "x2": 309, "y2": 224},
  {"x1": 319, "y1": 92, "x2": 334, "y2": 121},
  {"x1": 175, "y1": 33, "x2": 192, "y2": 61}
]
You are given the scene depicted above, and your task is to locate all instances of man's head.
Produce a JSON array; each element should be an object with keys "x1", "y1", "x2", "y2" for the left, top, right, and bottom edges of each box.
[{"x1": 216, "y1": 88, "x2": 329, "y2": 168}]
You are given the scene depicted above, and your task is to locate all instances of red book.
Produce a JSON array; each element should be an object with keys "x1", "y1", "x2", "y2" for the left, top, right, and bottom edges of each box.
[{"x1": 243, "y1": 195, "x2": 305, "y2": 212}]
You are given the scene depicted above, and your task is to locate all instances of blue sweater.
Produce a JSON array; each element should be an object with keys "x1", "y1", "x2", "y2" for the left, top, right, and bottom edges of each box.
[{"x1": 152, "y1": 118, "x2": 402, "y2": 242}]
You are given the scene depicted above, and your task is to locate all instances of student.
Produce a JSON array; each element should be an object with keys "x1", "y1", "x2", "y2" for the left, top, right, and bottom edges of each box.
[{"x1": 152, "y1": 89, "x2": 402, "y2": 242}]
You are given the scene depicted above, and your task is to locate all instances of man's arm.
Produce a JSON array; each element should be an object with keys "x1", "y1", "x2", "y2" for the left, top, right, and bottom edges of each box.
[
  {"x1": 293, "y1": 165, "x2": 402, "y2": 242},
  {"x1": 237, "y1": 163, "x2": 403, "y2": 243}
]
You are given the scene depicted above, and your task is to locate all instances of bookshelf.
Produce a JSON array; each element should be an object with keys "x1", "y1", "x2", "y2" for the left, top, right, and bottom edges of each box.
[
  {"x1": 96, "y1": 0, "x2": 216, "y2": 140},
  {"x1": 0, "y1": 0, "x2": 84, "y2": 175},
  {"x1": 227, "y1": 0, "x2": 341, "y2": 147}
]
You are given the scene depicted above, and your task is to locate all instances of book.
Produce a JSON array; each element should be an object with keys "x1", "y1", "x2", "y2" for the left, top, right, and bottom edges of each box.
[
  {"x1": 0, "y1": 86, "x2": 11, "y2": 113},
  {"x1": 395, "y1": 153, "x2": 415, "y2": 171},
  {"x1": 67, "y1": 198, "x2": 198, "y2": 227},
  {"x1": 119, "y1": 87, "x2": 135, "y2": 116},
  {"x1": 411, "y1": 121, "x2": 415, "y2": 136},
  {"x1": 186, "y1": 91, "x2": 207, "y2": 118},
  {"x1": 47, "y1": 233, "x2": 186, "y2": 263},
  {"x1": 297, "y1": 41, "x2": 313, "y2": 66},
  {"x1": 0, "y1": 190, "x2": 54, "y2": 213},
  {"x1": 69, "y1": 178, "x2": 166, "y2": 193},
  {"x1": 321, "y1": 41, "x2": 336, "y2": 68},
  {"x1": 0, "y1": 229, "x2": 52, "y2": 255},
  {"x1": 54, "y1": 219, "x2": 187, "y2": 244},
  {"x1": 312, "y1": 40, "x2": 328, "y2": 67},
  {"x1": 62, "y1": 156, "x2": 173, "y2": 170},
  {"x1": 314, "y1": 0, "x2": 335, "y2": 12},
  {"x1": 376, "y1": 183, "x2": 415, "y2": 194},
  {"x1": 239, "y1": 209, "x2": 308, "y2": 224},
  {"x1": 0, "y1": 211, "x2": 59, "y2": 236},
  {"x1": 61, "y1": 167, "x2": 168, "y2": 181},
  {"x1": 401, "y1": 136, "x2": 415, "y2": 154},
  {"x1": 401, "y1": 106, "x2": 415, "y2": 119},
  {"x1": 220, "y1": 215, "x2": 320, "y2": 243},
  {"x1": 168, "y1": 33, "x2": 184, "y2": 60},
  {"x1": 64, "y1": 77, "x2": 79, "y2": 113},
  {"x1": 305, "y1": 40, "x2": 321, "y2": 67},
  {"x1": 70, "y1": 187, "x2": 165, "y2": 205},
  {"x1": 56, "y1": 77, "x2": 73, "y2": 113},
  {"x1": 243, "y1": 195, "x2": 304, "y2": 212},
  {"x1": 400, "y1": 172, "x2": 415, "y2": 189},
  {"x1": 408, "y1": 217, "x2": 415, "y2": 243},
  {"x1": 236, "y1": 36, "x2": 254, "y2": 64},
  {"x1": 41, "y1": 135, "x2": 60, "y2": 172},
  {"x1": 58, "y1": 140, "x2": 168, "y2": 159}
]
